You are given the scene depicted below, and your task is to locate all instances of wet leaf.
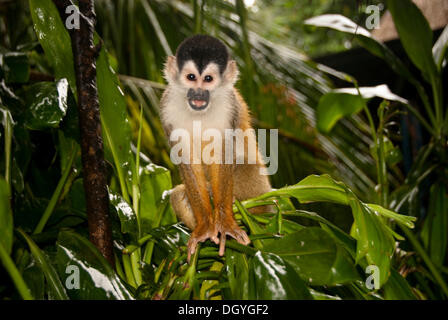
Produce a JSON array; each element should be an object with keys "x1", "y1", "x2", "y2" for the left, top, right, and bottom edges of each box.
[
  {"x1": 18, "y1": 229, "x2": 69, "y2": 300},
  {"x1": 24, "y1": 79, "x2": 69, "y2": 130},
  {"x1": 56, "y1": 230, "x2": 134, "y2": 300},
  {"x1": 249, "y1": 251, "x2": 312, "y2": 299},
  {"x1": 109, "y1": 191, "x2": 138, "y2": 239},
  {"x1": 264, "y1": 228, "x2": 359, "y2": 286}
]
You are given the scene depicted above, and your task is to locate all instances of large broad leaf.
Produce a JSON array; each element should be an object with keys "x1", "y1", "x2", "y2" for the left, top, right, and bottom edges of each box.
[
  {"x1": 29, "y1": 0, "x2": 76, "y2": 93},
  {"x1": 263, "y1": 228, "x2": 359, "y2": 286},
  {"x1": 316, "y1": 85, "x2": 407, "y2": 133},
  {"x1": 316, "y1": 92, "x2": 365, "y2": 133},
  {"x1": 387, "y1": 0, "x2": 439, "y2": 81},
  {"x1": 249, "y1": 251, "x2": 312, "y2": 300},
  {"x1": 56, "y1": 230, "x2": 134, "y2": 300},
  {"x1": 18, "y1": 229, "x2": 69, "y2": 300},
  {"x1": 24, "y1": 79, "x2": 69, "y2": 130},
  {"x1": 0, "y1": 177, "x2": 13, "y2": 254},
  {"x1": 249, "y1": 174, "x2": 407, "y2": 286},
  {"x1": 96, "y1": 46, "x2": 134, "y2": 198},
  {"x1": 349, "y1": 199, "x2": 395, "y2": 286},
  {"x1": 140, "y1": 163, "x2": 176, "y2": 231}
]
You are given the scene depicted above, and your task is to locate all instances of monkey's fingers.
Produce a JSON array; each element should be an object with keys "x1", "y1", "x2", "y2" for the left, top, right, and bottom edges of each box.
[
  {"x1": 186, "y1": 238, "x2": 199, "y2": 263},
  {"x1": 187, "y1": 228, "x2": 220, "y2": 262},
  {"x1": 218, "y1": 227, "x2": 251, "y2": 256}
]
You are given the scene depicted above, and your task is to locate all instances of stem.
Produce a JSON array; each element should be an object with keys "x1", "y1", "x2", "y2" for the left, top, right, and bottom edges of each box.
[
  {"x1": 400, "y1": 225, "x2": 448, "y2": 298},
  {"x1": 3, "y1": 109, "x2": 12, "y2": 186},
  {"x1": 430, "y1": 75, "x2": 444, "y2": 138},
  {"x1": 33, "y1": 144, "x2": 78, "y2": 234},
  {"x1": 0, "y1": 243, "x2": 33, "y2": 300},
  {"x1": 376, "y1": 102, "x2": 389, "y2": 207},
  {"x1": 122, "y1": 253, "x2": 137, "y2": 288},
  {"x1": 235, "y1": 199, "x2": 263, "y2": 250},
  {"x1": 413, "y1": 81, "x2": 437, "y2": 128}
]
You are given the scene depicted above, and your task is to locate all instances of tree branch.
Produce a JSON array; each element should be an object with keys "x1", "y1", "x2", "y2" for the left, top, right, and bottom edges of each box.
[{"x1": 53, "y1": 0, "x2": 114, "y2": 266}]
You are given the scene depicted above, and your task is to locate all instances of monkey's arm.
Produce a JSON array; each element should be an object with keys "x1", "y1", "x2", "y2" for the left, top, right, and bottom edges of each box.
[
  {"x1": 209, "y1": 163, "x2": 250, "y2": 256},
  {"x1": 178, "y1": 163, "x2": 219, "y2": 261}
]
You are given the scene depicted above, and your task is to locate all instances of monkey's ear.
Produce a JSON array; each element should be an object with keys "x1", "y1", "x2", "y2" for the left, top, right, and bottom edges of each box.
[
  {"x1": 223, "y1": 60, "x2": 239, "y2": 85},
  {"x1": 163, "y1": 55, "x2": 178, "y2": 83}
]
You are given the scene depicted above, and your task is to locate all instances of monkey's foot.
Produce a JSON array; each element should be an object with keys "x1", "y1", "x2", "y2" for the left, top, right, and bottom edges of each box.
[
  {"x1": 187, "y1": 225, "x2": 219, "y2": 262},
  {"x1": 216, "y1": 216, "x2": 251, "y2": 256}
]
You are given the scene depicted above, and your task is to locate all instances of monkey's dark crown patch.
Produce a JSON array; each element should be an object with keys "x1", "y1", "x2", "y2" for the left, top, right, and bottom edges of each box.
[{"x1": 176, "y1": 34, "x2": 229, "y2": 74}]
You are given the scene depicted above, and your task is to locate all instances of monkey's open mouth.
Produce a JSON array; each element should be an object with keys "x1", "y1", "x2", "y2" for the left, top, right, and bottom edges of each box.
[
  {"x1": 187, "y1": 88, "x2": 210, "y2": 111},
  {"x1": 188, "y1": 99, "x2": 209, "y2": 111}
]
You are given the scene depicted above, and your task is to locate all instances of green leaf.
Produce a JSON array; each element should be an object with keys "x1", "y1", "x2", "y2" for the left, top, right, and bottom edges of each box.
[
  {"x1": 29, "y1": 0, "x2": 76, "y2": 94},
  {"x1": 24, "y1": 79, "x2": 69, "y2": 130},
  {"x1": 225, "y1": 249, "x2": 249, "y2": 299},
  {"x1": 349, "y1": 199, "x2": 394, "y2": 286},
  {"x1": 366, "y1": 204, "x2": 416, "y2": 229},
  {"x1": 0, "y1": 177, "x2": 13, "y2": 254},
  {"x1": 0, "y1": 52, "x2": 30, "y2": 83},
  {"x1": 383, "y1": 269, "x2": 417, "y2": 300},
  {"x1": 252, "y1": 174, "x2": 349, "y2": 205},
  {"x1": 433, "y1": 25, "x2": 448, "y2": 69},
  {"x1": 96, "y1": 46, "x2": 134, "y2": 200},
  {"x1": 18, "y1": 229, "x2": 69, "y2": 300},
  {"x1": 317, "y1": 85, "x2": 407, "y2": 133},
  {"x1": 263, "y1": 228, "x2": 359, "y2": 286},
  {"x1": 249, "y1": 251, "x2": 312, "y2": 299},
  {"x1": 139, "y1": 163, "x2": 175, "y2": 231},
  {"x1": 386, "y1": 0, "x2": 439, "y2": 81},
  {"x1": 109, "y1": 191, "x2": 138, "y2": 239},
  {"x1": 56, "y1": 230, "x2": 134, "y2": 300},
  {"x1": 316, "y1": 92, "x2": 365, "y2": 133}
]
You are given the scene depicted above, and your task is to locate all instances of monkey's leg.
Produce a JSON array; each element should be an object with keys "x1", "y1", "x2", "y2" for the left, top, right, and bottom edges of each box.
[
  {"x1": 210, "y1": 163, "x2": 250, "y2": 256},
  {"x1": 179, "y1": 163, "x2": 219, "y2": 261},
  {"x1": 170, "y1": 184, "x2": 196, "y2": 230}
]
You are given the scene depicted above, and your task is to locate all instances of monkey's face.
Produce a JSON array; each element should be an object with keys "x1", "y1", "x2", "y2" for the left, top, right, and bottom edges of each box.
[
  {"x1": 164, "y1": 56, "x2": 239, "y2": 113},
  {"x1": 179, "y1": 60, "x2": 221, "y2": 111}
]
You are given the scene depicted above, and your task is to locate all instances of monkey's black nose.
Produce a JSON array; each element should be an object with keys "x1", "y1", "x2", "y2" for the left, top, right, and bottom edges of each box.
[{"x1": 187, "y1": 88, "x2": 210, "y2": 111}]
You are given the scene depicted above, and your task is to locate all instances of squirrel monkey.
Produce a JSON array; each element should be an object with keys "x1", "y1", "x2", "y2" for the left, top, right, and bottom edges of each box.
[{"x1": 161, "y1": 35, "x2": 271, "y2": 260}]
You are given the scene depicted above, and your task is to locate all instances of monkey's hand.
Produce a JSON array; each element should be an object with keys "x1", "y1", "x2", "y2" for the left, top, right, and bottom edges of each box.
[
  {"x1": 187, "y1": 222, "x2": 219, "y2": 262},
  {"x1": 216, "y1": 212, "x2": 250, "y2": 256}
]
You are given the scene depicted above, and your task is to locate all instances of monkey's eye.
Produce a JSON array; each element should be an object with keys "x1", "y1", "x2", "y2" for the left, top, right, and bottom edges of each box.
[
  {"x1": 204, "y1": 75, "x2": 213, "y2": 83},
  {"x1": 187, "y1": 74, "x2": 196, "y2": 81}
]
